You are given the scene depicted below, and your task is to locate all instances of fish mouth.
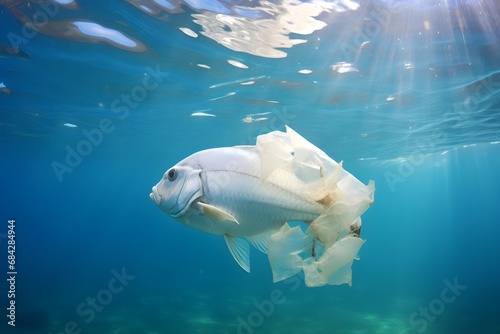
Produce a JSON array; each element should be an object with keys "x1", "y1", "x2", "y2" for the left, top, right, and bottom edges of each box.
[
  {"x1": 149, "y1": 178, "x2": 200, "y2": 217},
  {"x1": 149, "y1": 183, "x2": 181, "y2": 215},
  {"x1": 149, "y1": 186, "x2": 160, "y2": 206}
]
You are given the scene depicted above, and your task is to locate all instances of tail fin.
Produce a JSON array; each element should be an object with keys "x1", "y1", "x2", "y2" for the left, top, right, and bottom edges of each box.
[{"x1": 261, "y1": 127, "x2": 375, "y2": 287}]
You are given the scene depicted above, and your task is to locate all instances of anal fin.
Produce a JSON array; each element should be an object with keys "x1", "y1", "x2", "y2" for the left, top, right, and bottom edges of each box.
[{"x1": 245, "y1": 229, "x2": 280, "y2": 254}]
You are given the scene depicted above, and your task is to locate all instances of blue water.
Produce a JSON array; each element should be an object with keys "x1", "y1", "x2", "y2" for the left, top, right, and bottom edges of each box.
[{"x1": 1, "y1": 0, "x2": 500, "y2": 333}]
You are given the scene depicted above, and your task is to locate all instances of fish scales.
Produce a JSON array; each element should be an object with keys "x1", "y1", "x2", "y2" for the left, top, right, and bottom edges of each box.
[{"x1": 150, "y1": 127, "x2": 375, "y2": 287}]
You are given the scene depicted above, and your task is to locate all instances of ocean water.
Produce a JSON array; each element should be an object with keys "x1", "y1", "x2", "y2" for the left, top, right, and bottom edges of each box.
[{"x1": 1, "y1": 0, "x2": 500, "y2": 333}]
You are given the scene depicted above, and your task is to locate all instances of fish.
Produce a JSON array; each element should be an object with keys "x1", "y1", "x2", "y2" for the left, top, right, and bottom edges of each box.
[{"x1": 150, "y1": 126, "x2": 375, "y2": 287}]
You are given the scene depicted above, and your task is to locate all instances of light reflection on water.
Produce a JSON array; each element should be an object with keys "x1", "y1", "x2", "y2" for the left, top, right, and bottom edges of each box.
[
  {"x1": 2, "y1": 0, "x2": 361, "y2": 56},
  {"x1": 0, "y1": 0, "x2": 499, "y2": 161}
]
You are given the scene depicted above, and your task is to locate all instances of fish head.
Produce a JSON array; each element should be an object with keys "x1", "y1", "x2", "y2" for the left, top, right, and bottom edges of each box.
[{"x1": 150, "y1": 165, "x2": 203, "y2": 218}]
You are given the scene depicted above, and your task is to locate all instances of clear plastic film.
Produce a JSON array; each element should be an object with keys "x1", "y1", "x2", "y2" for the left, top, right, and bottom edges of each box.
[{"x1": 259, "y1": 127, "x2": 375, "y2": 287}]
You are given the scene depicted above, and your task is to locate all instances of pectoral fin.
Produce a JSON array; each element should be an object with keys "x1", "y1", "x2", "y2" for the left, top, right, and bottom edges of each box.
[
  {"x1": 224, "y1": 235, "x2": 250, "y2": 273},
  {"x1": 197, "y1": 202, "x2": 239, "y2": 224}
]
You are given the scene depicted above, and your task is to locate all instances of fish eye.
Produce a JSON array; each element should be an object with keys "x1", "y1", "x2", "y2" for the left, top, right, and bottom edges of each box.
[{"x1": 167, "y1": 169, "x2": 178, "y2": 181}]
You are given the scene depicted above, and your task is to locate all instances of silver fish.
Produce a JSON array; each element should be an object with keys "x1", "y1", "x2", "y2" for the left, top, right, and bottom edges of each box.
[{"x1": 150, "y1": 127, "x2": 374, "y2": 287}]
